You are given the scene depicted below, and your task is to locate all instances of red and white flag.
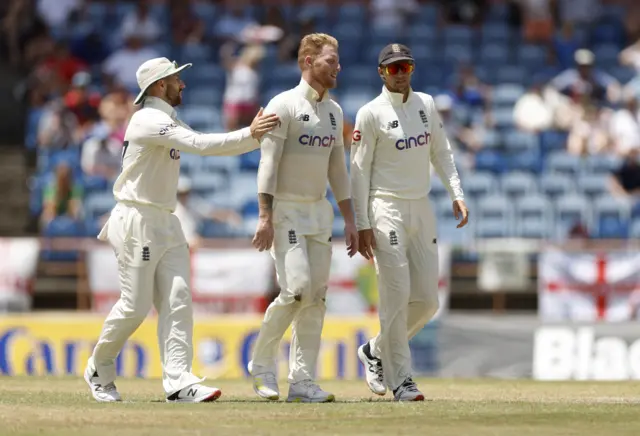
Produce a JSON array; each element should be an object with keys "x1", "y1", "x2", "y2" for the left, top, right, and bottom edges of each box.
[{"x1": 539, "y1": 250, "x2": 640, "y2": 322}]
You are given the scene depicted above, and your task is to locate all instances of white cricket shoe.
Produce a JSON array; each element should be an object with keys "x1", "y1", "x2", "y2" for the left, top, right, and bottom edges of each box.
[
  {"x1": 286, "y1": 380, "x2": 335, "y2": 403},
  {"x1": 84, "y1": 365, "x2": 122, "y2": 403},
  {"x1": 357, "y1": 343, "x2": 386, "y2": 396},
  {"x1": 166, "y1": 384, "x2": 222, "y2": 403},
  {"x1": 393, "y1": 377, "x2": 424, "y2": 402},
  {"x1": 252, "y1": 372, "x2": 279, "y2": 401}
]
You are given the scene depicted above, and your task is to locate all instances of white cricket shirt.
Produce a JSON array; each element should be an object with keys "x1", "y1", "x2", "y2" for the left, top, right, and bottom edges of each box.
[
  {"x1": 257, "y1": 79, "x2": 350, "y2": 203},
  {"x1": 350, "y1": 86, "x2": 464, "y2": 230},
  {"x1": 113, "y1": 97, "x2": 258, "y2": 212}
]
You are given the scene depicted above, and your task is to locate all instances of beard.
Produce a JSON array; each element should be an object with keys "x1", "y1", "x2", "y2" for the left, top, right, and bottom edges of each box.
[{"x1": 166, "y1": 87, "x2": 183, "y2": 107}]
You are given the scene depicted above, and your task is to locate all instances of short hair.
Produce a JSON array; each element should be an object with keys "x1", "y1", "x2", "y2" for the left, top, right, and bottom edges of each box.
[{"x1": 297, "y1": 33, "x2": 338, "y2": 69}]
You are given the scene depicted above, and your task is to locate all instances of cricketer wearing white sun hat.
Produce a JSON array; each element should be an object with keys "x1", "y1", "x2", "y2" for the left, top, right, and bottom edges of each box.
[{"x1": 133, "y1": 57, "x2": 192, "y2": 105}]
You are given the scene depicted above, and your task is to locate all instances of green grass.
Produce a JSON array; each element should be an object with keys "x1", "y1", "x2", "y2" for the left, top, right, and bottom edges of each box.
[{"x1": 1, "y1": 377, "x2": 640, "y2": 435}]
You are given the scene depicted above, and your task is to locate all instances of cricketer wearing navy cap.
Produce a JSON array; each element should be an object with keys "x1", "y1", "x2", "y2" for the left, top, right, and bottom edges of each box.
[{"x1": 351, "y1": 42, "x2": 469, "y2": 401}]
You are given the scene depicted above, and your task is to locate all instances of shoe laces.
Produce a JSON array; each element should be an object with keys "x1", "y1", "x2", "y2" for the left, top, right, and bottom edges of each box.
[
  {"x1": 373, "y1": 359, "x2": 384, "y2": 382},
  {"x1": 97, "y1": 382, "x2": 117, "y2": 393},
  {"x1": 402, "y1": 378, "x2": 419, "y2": 393},
  {"x1": 299, "y1": 380, "x2": 322, "y2": 395},
  {"x1": 260, "y1": 373, "x2": 277, "y2": 386}
]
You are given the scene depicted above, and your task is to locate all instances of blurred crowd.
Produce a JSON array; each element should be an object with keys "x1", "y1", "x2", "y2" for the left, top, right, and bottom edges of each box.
[{"x1": 1, "y1": 0, "x2": 639, "y2": 239}]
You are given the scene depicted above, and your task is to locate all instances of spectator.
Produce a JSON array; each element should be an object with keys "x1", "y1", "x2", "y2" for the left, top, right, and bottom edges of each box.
[
  {"x1": 435, "y1": 94, "x2": 482, "y2": 169},
  {"x1": 513, "y1": 82, "x2": 554, "y2": 133},
  {"x1": 102, "y1": 31, "x2": 159, "y2": 92},
  {"x1": 520, "y1": 0, "x2": 554, "y2": 44},
  {"x1": 369, "y1": 0, "x2": 419, "y2": 33},
  {"x1": 608, "y1": 95, "x2": 640, "y2": 157},
  {"x1": 63, "y1": 71, "x2": 101, "y2": 130},
  {"x1": 553, "y1": 21, "x2": 582, "y2": 70},
  {"x1": 439, "y1": 0, "x2": 488, "y2": 27},
  {"x1": 119, "y1": 0, "x2": 161, "y2": 44},
  {"x1": 220, "y1": 42, "x2": 265, "y2": 131},
  {"x1": 37, "y1": 100, "x2": 82, "y2": 149},
  {"x1": 81, "y1": 130, "x2": 122, "y2": 181},
  {"x1": 608, "y1": 147, "x2": 640, "y2": 201},
  {"x1": 619, "y1": 39, "x2": 640, "y2": 73},
  {"x1": 2, "y1": 0, "x2": 48, "y2": 68},
  {"x1": 567, "y1": 103, "x2": 610, "y2": 155},
  {"x1": 90, "y1": 91, "x2": 133, "y2": 144},
  {"x1": 556, "y1": 0, "x2": 601, "y2": 29},
  {"x1": 36, "y1": 0, "x2": 80, "y2": 30},
  {"x1": 170, "y1": 0, "x2": 205, "y2": 45},
  {"x1": 39, "y1": 41, "x2": 88, "y2": 87},
  {"x1": 214, "y1": 0, "x2": 257, "y2": 41},
  {"x1": 41, "y1": 162, "x2": 83, "y2": 228},
  {"x1": 173, "y1": 177, "x2": 243, "y2": 248},
  {"x1": 549, "y1": 49, "x2": 620, "y2": 105},
  {"x1": 278, "y1": 17, "x2": 316, "y2": 64}
]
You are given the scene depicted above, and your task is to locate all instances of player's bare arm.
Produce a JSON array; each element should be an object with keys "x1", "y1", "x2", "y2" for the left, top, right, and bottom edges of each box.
[{"x1": 253, "y1": 134, "x2": 284, "y2": 252}]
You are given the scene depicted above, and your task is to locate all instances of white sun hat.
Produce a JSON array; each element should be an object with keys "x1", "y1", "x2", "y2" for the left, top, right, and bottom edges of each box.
[{"x1": 133, "y1": 57, "x2": 192, "y2": 105}]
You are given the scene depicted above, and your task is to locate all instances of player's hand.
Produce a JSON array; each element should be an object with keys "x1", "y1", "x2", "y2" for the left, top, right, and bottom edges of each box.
[
  {"x1": 344, "y1": 221, "x2": 359, "y2": 258},
  {"x1": 252, "y1": 216, "x2": 274, "y2": 252},
  {"x1": 358, "y1": 229, "x2": 376, "y2": 260},
  {"x1": 453, "y1": 200, "x2": 469, "y2": 228},
  {"x1": 250, "y1": 107, "x2": 279, "y2": 140}
]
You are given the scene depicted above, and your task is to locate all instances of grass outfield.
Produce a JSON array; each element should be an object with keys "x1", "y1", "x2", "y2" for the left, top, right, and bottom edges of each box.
[{"x1": 1, "y1": 377, "x2": 640, "y2": 436}]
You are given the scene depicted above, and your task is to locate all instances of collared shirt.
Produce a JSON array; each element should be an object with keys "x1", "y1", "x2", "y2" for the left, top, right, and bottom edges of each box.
[
  {"x1": 350, "y1": 86, "x2": 464, "y2": 230},
  {"x1": 113, "y1": 96, "x2": 257, "y2": 212},
  {"x1": 256, "y1": 79, "x2": 350, "y2": 203}
]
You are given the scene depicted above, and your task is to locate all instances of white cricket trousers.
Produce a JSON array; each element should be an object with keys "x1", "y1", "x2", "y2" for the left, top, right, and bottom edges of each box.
[
  {"x1": 367, "y1": 196, "x2": 440, "y2": 391},
  {"x1": 90, "y1": 202, "x2": 202, "y2": 395},
  {"x1": 249, "y1": 198, "x2": 334, "y2": 383}
]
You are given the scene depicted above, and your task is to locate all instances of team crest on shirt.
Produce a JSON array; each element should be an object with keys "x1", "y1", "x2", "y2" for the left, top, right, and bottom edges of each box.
[
  {"x1": 419, "y1": 110, "x2": 428, "y2": 127},
  {"x1": 329, "y1": 112, "x2": 336, "y2": 130}
]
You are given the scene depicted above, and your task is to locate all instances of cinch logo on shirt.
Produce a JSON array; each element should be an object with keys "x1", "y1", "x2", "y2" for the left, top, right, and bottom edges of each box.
[
  {"x1": 169, "y1": 148, "x2": 181, "y2": 160},
  {"x1": 298, "y1": 134, "x2": 336, "y2": 147},
  {"x1": 395, "y1": 132, "x2": 431, "y2": 151}
]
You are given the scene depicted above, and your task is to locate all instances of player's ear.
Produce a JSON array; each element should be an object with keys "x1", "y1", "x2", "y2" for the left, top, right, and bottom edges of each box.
[
  {"x1": 378, "y1": 67, "x2": 385, "y2": 80},
  {"x1": 305, "y1": 55, "x2": 313, "y2": 68}
]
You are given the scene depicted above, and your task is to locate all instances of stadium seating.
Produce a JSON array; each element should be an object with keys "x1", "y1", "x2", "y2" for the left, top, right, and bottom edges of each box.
[{"x1": 27, "y1": 1, "x2": 637, "y2": 244}]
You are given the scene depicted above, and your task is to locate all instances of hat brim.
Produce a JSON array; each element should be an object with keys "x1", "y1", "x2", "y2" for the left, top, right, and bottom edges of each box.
[
  {"x1": 133, "y1": 63, "x2": 193, "y2": 105},
  {"x1": 380, "y1": 56, "x2": 415, "y2": 66}
]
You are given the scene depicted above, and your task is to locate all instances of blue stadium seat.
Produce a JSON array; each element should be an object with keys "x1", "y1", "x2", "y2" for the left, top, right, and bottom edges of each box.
[
  {"x1": 539, "y1": 173, "x2": 575, "y2": 199},
  {"x1": 583, "y1": 154, "x2": 621, "y2": 174},
  {"x1": 496, "y1": 66, "x2": 528, "y2": 86},
  {"x1": 179, "y1": 153, "x2": 201, "y2": 175},
  {"x1": 518, "y1": 45, "x2": 547, "y2": 68},
  {"x1": 540, "y1": 131, "x2": 568, "y2": 153},
  {"x1": 429, "y1": 176, "x2": 448, "y2": 200},
  {"x1": 229, "y1": 172, "x2": 258, "y2": 209},
  {"x1": 241, "y1": 199, "x2": 260, "y2": 218},
  {"x1": 240, "y1": 149, "x2": 261, "y2": 171},
  {"x1": 632, "y1": 202, "x2": 640, "y2": 219},
  {"x1": 190, "y1": 173, "x2": 226, "y2": 195},
  {"x1": 443, "y1": 26, "x2": 475, "y2": 45},
  {"x1": 332, "y1": 217, "x2": 346, "y2": 237},
  {"x1": 481, "y1": 44, "x2": 510, "y2": 65},
  {"x1": 630, "y1": 219, "x2": 640, "y2": 238},
  {"x1": 609, "y1": 66, "x2": 637, "y2": 84},
  {"x1": 82, "y1": 175, "x2": 108, "y2": 196},
  {"x1": 593, "y1": 44, "x2": 621, "y2": 67},
  {"x1": 25, "y1": 108, "x2": 44, "y2": 150},
  {"x1": 481, "y1": 23, "x2": 512, "y2": 42},
  {"x1": 340, "y1": 89, "x2": 375, "y2": 120},
  {"x1": 592, "y1": 24, "x2": 624, "y2": 46},
  {"x1": 437, "y1": 216, "x2": 473, "y2": 244},
  {"x1": 84, "y1": 192, "x2": 115, "y2": 221},
  {"x1": 444, "y1": 45, "x2": 474, "y2": 64},
  {"x1": 554, "y1": 193, "x2": 591, "y2": 238},
  {"x1": 501, "y1": 172, "x2": 538, "y2": 197},
  {"x1": 503, "y1": 131, "x2": 538, "y2": 151},
  {"x1": 482, "y1": 130, "x2": 501, "y2": 148},
  {"x1": 509, "y1": 150, "x2": 543, "y2": 173},
  {"x1": 492, "y1": 107, "x2": 514, "y2": 129},
  {"x1": 418, "y1": 4, "x2": 439, "y2": 24},
  {"x1": 475, "y1": 150, "x2": 506, "y2": 173},
  {"x1": 179, "y1": 106, "x2": 222, "y2": 129},
  {"x1": 593, "y1": 195, "x2": 630, "y2": 238},
  {"x1": 476, "y1": 219, "x2": 511, "y2": 238},
  {"x1": 184, "y1": 87, "x2": 223, "y2": 107},
  {"x1": 464, "y1": 172, "x2": 497, "y2": 198},
  {"x1": 516, "y1": 194, "x2": 554, "y2": 238},
  {"x1": 493, "y1": 84, "x2": 525, "y2": 106},
  {"x1": 577, "y1": 173, "x2": 608, "y2": 198},
  {"x1": 201, "y1": 155, "x2": 240, "y2": 175},
  {"x1": 42, "y1": 217, "x2": 85, "y2": 261},
  {"x1": 546, "y1": 151, "x2": 581, "y2": 175}
]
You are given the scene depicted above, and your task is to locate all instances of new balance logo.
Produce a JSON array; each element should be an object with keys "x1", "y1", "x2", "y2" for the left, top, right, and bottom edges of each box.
[
  {"x1": 419, "y1": 110, "x2": 428, "y2": 126},
  {"x1": 288, "y1": 230, "x2": 297, "y2": 244},
  {"x1": 433, "y1": 238, "x2": 437, "y2": 244},
  {"x1": 389, "y1": 230, "x2": 398, "y2": 246},
  {"x1": 187, "y1": 388, "x2": 198, "y2": 397},
  {"x1": 296, "y1": 113, "x2": 310, "y2": 122},
  {"x1": 142, "y1": 246, "x2": 150, "y2": 261},
  {"x1": 329, "y1": 112, "x2": 336, "y2": 130},
  {"x1": 387, "y1": 120, "x2": 399, "y2": 130}
]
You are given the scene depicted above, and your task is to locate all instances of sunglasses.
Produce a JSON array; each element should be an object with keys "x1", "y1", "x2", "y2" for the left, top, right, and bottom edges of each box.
[{"x1": 382, "y1": 61, "x2": 415, "y2": 76}]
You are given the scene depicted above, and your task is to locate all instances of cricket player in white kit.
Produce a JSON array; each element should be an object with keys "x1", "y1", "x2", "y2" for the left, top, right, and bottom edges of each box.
[
  {"x1": 83, "y1": 57, "x2": 279, "y2": 403},
  {"x1": 351, "y1": 44, "x2": 469, "y2": 401},
  {"x1": 248, "y1": 33, "x2": 358, "y2": 403}
]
